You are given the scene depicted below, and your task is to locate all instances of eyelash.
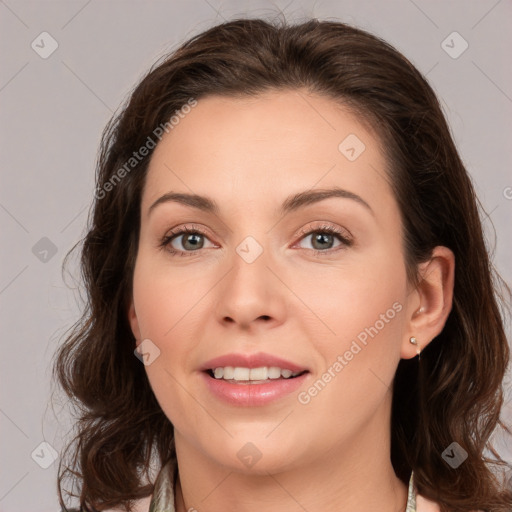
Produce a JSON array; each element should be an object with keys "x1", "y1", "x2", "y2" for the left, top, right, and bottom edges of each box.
[{"x1": 159, "y1": 223, "x2": 353, "y2": 257}]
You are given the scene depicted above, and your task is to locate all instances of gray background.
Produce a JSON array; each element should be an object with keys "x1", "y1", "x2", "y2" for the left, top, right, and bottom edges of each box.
[{"x1": 1, "y1": 1, "x2": 511, "y2": 510}]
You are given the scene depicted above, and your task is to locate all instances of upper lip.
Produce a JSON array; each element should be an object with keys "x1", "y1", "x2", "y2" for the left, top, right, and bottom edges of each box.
[{"x1": 200, "y1": 352, "x2": 308, "y2": 373}]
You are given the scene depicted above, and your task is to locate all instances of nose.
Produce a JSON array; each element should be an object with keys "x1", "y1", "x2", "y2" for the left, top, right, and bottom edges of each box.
[{"x1": 215, "y1": 245, "x2": 287, "y2": 331}]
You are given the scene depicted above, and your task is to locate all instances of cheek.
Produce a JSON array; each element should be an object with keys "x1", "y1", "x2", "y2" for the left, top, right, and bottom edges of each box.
[
  {"x1": 293, "y1": 244, "x2": 406, "y2": 351},
  {"x1": 291, "y1": 248, "x2": 407, "y2": 425},
  {"x1": 132, "y1": 248, "x2": 204, "y2": 341},
  {"x1": 294, "y1": 259, "x2": 406, "y2": 435},
  {"x1": 132, "y1": 251, "x2": 209, "y2": 387},
  {"x1": 132, "y1": 256, "x2": 198, "y2": 424}
]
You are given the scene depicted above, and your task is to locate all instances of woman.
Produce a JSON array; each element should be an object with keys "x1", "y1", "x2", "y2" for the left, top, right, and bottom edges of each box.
[{"x1": 54, "y1": 17, "x2": 512, "y2": 512}]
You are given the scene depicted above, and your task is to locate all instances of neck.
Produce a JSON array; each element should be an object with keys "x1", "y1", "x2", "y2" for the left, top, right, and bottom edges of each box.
[
  {"x1": 175, "y1": 459, "x2": 408, "y2": 512},
  {"x1": 172, "y1": 405, "x2": 408, "y2": 512}
]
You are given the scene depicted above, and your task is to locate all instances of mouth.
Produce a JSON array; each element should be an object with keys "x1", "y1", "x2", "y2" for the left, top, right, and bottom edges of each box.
[
  {"x1": 199, "y1": 352, "x2": 310, "y2": 404},
  {"x1": 201, "y1": 365, "x2": 310, "y2": 406},
  {"x1": 205, "y1": 366, "x2": 309, "y2": 384}
]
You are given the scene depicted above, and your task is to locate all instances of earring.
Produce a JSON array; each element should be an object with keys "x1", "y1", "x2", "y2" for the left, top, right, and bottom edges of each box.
[{"x1": 409, "y1": 336, "x2": 421, "y2": 360}]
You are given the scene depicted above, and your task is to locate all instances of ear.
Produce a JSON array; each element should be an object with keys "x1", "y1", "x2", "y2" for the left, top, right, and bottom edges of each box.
[
  {"x1": 401, "y1": 246, "x2": 455, "y2": 359},
  {"x1": 128, "y1": 298, "x2": 142, "y2": 343}
]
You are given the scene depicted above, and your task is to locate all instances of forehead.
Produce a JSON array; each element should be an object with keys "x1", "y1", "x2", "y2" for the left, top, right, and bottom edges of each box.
[{"x1": 142, "y1": 90, "x2": 393, "y2": 218}]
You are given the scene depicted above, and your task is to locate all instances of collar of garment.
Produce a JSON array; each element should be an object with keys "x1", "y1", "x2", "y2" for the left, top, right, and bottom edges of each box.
[{"x1": 148, "y1": 460, "x2": 418, "y2": 512}]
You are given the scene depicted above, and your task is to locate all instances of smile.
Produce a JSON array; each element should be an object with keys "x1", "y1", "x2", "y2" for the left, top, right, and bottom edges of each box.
[{"x1": 208, "y1": 366, "x2": 306, "y2": 382}]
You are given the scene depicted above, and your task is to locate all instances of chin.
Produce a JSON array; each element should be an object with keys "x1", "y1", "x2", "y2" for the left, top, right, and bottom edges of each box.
[{"x1": 201, "y1": 433, "x2": 306, "y2": 475}]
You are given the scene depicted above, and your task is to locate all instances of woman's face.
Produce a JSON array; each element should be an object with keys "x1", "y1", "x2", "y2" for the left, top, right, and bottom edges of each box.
[{"x1": 129, "y1": 90, "x2": 416, "y2": 474}]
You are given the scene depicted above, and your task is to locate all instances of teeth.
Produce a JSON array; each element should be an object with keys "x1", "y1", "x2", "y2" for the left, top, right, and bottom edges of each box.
[
  {"x1": 211, "y1": 366, "x2": 302, "y2": 381},
  {"x1": 233, "y1": 367, "x2": 250, "y2": 380},
  {"x1": 249, "y1": 367, "x2": 267, "y2": 380},
  {"x1": 223, "y1": 367, "x2": 235, "y2": 379},
  {"x1": 267, "y1": 366, "x2": 281, "y2": 379}
]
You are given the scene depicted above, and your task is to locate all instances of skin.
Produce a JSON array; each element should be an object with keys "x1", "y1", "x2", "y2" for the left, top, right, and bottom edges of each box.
[{"x1": 128, "y1": 89, "x2": 455, "y2": 512}]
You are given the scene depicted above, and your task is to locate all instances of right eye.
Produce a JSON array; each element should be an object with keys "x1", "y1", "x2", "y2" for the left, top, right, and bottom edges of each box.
[{"x1": 159, "y1": 225, "x2": 216, "y2": 256}]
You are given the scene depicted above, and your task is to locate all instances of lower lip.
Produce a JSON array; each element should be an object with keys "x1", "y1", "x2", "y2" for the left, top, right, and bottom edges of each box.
[{"x1": 201, "y1": 371, "x2": 309, "y2": 406}]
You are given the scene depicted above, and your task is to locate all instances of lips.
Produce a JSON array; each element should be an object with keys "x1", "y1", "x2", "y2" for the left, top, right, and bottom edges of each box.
[
  {"x1": 199, "y1": 352, "x2": 310, "y2": 406},
  {"x1": 200, "y1": 352, "x2": 308, "y2": 374}
]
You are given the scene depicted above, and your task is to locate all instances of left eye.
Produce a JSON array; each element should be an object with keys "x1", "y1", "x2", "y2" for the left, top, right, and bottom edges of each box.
[
  {"x1": 294, "y1": 225, "x2": 353, "y2": 253},
  {"x1": 297, "y1": 231, "x2": 344, "y2": 251}
]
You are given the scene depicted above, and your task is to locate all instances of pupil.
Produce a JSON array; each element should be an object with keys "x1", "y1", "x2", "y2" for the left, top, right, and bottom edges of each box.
[
  {"x1": 313, "y1": 233, "x2": 332, "y2": 250},
  {"x1": 184, "y1": 233, "x2": 203, "y2": 250}
]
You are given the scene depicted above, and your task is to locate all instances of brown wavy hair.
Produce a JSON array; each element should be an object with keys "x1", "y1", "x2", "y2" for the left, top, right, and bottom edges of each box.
[{"x1": 53, "y1": 16, "x2": 512, "y2": 512}]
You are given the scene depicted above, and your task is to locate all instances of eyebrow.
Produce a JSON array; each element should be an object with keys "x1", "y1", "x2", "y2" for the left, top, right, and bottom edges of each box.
[{"x1": 147, "y1": 187, "x2": 374, "y2": 218}]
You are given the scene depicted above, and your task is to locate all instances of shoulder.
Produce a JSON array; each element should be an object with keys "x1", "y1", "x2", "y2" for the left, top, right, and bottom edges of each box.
[
  {"x1": 64, "y1": 496, "x2": 152, "y2": 512},
  {"x1": 101, "y1": 495, "x2": 153, "y2": 512},
  {"x1": 416, "y1": 493, "x2": 483, "y2": 512},
  {"x1": 416, "y1": 493, "x2": 442, "y2": 512}
]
